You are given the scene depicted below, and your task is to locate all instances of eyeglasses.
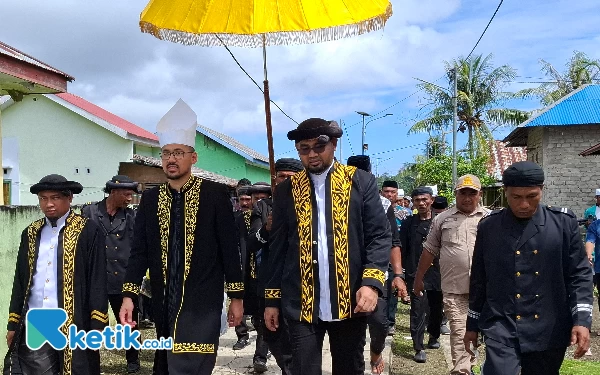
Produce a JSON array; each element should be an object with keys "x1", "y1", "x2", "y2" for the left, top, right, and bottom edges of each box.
[
  {"x1": 160, "y1": 151, "x2": 193, "y2": 160},
  {"x1": 296, "y1": 143, "x2": 328, "y2": 156}
]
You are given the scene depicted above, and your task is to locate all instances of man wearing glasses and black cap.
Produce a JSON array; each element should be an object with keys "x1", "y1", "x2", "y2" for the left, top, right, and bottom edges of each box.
[{"x1": 264, "y1": 118, "x2": 390, "y2": 375}]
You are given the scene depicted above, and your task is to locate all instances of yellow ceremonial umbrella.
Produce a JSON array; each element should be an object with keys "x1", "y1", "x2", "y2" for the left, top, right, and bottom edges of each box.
[{"x1": 139, "y1": 0, "x2": 393, "y2": 185}]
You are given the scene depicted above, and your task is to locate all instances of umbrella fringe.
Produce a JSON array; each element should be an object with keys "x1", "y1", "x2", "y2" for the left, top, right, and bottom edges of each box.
[{"x1": 140, "y1": 4, "x2": 392, "y2": 48}]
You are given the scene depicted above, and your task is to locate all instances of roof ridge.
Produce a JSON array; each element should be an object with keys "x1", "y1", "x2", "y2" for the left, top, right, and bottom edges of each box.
[{"x1": 0, "y1": 40, "x2": 74, "y2": 80}]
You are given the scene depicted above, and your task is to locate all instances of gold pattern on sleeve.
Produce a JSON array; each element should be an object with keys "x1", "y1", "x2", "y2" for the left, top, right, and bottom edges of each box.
[
  {"x1": 362, "y1": 268, "x2": 385, "y2": 286},
  {"x1": 264, "y1": 289, "x2": 281, "y2": 299},
  {"x1": 122, "y1": 283, "x2": 140, "y2": 295},
  {"x1": 158, "y1": 183, "x2": 172, "y2": 285}
]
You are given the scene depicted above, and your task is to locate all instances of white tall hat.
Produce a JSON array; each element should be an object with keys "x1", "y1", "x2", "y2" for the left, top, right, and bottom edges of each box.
[
  {"x1": 397, "y1": 189, "x2": 405, "y2": 197},
  {"x1": 157, "y1": 99, "x2": 197, "y2": 148},
  {"x1": 595, "y1": 188, "x2": 600, "y2": 196}
]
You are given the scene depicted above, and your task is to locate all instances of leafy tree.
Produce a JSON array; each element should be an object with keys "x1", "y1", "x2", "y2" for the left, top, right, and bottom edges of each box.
[
  {"x1": 410, "y1": 54, "x2": 529, "y2": 159},
  {"x1": 535, "y1": 51, "x2": 600, "y2": 105}
]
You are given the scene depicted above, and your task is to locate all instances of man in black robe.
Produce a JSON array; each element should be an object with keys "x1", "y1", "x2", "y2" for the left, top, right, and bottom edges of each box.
[
  {"x1": 248, "y1": 158, "x2": 303, "y2": 375},
  {"x1": 81, "y1": 175, "x2": 141, "y2": 373},
  {"x1": 4, "y1": 174, "x2": 108, "y2": 375},
  {"x1": 264, "y1": 118, "x2": 390, "y2": 375},
  {"x1": 119, "y1": 99, "x2": 244, "y2": 375}
]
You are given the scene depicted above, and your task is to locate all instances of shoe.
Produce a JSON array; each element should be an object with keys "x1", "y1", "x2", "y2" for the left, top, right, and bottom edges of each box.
[
  {"x1": 440, "y1": 324, "x2": 450, "y2": 335},
  {"x1": 427, "y1": 338, "x2": 440, "y2": 349},
  {"x1": 413, "y1": 350, "x2": 426, "y2": 363},
  {"x1": 253, "y1": 359, "x2": 268, "y2": 373},
  {"x1": 387, "y1": 326, "x2": 395, "y2": 336},
  {"x1": 233, "y1": 338, "x2": 250, "y2": 350},
  {"x1": 266, "y1": 351, "x2": 272, "y2": 359},
  {"x1": 127, "y1": 361, "x2": 141, "y2": 373}
]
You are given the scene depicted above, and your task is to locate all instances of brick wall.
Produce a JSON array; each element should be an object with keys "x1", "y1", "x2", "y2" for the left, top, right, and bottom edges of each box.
[{"x1": 527, "y1": 125, "x2": 600, "y2": 217}]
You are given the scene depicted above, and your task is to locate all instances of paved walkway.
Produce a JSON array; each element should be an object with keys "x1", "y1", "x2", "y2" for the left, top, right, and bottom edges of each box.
[{"x1": 213, "y1": 321, "x2": 392, "y2": 374}]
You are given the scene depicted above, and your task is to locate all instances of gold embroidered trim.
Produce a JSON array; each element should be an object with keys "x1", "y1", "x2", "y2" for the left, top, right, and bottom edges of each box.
[
  {"x1": 226, "y1": 282, "x2": 244, "y2": 292},
  {"x1": 8, "y1": 317, "x2": 19, "y2": 324},
  {"x1": 122, "y1": 283, "x2": 140, "y2": 295},
  {"x1": 264, "y1": 289, "x2": 281, "y2": 299},
  {"x1": 173, "y1": 343, "x2": 215, "y2": 354},
  {"x1": 362, "y1": 269, "x2": 385, "y2": 286},
  {"x1": 9, "y1": 313, "x2": 20, "y2": 319},
  {"x1": 158, "y1": 184, "x2": 172, "y2": 285},
  {"x1": 26, "y1": 219, "x2": 45, "y2": 301},
  {"x1": 91, "y1": 313, "x2": 109, "y2": 324},
  {"x1": 291, "y1": 170, "x2": 314, "y2": 323},
  {"x1": 183, "y1": 177, "x2": 202, "y2": 279},
  {"x1": 91, "y1": 310, "x2": 108, "y2": 320},
  {"x1": 244, "y1": 210, "x2": 257, "y2": 279},
  {"x1": 62, "y1": 213, "x2": 86, "y2": 375},
  {"x1": 331, "y1": 163, "x2": 356, "y2": 319}
]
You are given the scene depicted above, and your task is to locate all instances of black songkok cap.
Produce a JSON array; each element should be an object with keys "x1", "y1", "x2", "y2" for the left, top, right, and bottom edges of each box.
[
  {"x1": 30, "y1": 174, "x2": 83, "y2": 195},
  {"x1": 382, "y1": 180, "x2": 399, "y2": 189},
  {"x1": 502, "y1": 161, "x2": 545, "y2": 187},
  {"x1": 250, "y1": 182, "x2": 272, "y2": 195},
  {"x1": 432, "y1": 196, "x2": 448, "y2": 210},
  {"x1": 105, "y1": 175, "x2": 140, "y2": 193},
  {"x1": 287, "y1": 118, "x2": 343, "y2": 142},
  {"x1": 275, "y1": 158, "x2": 304, "y2": 173},
  {"x1": 347, "y1": 155, "x2": 371, "y2": 173},
  {"x1": 412, "y1": 186, "x2": 434, "y2": 197}
]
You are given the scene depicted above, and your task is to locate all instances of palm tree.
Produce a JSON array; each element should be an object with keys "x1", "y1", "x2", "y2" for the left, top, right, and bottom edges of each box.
[
  {"x1": 410, "y1": 54, "x2": 529, "y2": 159},
  {"x1": 536, "y1": 51, "x2": 600, "y2": 105}
]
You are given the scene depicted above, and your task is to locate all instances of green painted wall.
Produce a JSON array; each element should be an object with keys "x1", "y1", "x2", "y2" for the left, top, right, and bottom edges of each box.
[
  {"x1": 0, "y1": 206, "x2": 52, "y2": 356},
  {"x1": 134, "y1": 144, "x2": 160, "y2": 158},
  {"x1": 194, "y1": 134, "x2": 269, "y2": 182},
  {"x1": 245, "y1": 164, "x2": 270, "y2": 183}
]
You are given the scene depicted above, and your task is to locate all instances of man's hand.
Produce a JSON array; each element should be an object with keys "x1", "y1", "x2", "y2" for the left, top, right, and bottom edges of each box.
[
  {"x1": 412, "y1": 277, "x2": 425, "y2": 297},
  {"x1": 571, "y1": 325, "x2": 590, "y2": 359},
  {"x1": 463, "y1": 331, "x2": 479, "y2": 356},
  {"x1": 264, "y1": 307, "x2": 279, "y2": 332},
  {"x1": 392, "y1": 277, "x2": 408, "y2": 298},
  {"x1": 119, "y1": 297, "x2": 136, "y2": 328},
  {"x1": 265, "y1": 212, "x2": 273, "y2": 232},
  {"x1": 354, "y1": 286, "x2": 378, "y2": 313},
  {"x1": 6, "y1": 331, "x2": 15, "y2": 347},
  {"x1": 228, "y1": 298, "x2": 244, "y2": 327}
]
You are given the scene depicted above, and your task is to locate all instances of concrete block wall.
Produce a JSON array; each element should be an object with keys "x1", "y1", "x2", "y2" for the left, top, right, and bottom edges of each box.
[{"x1": 527, "y1": 125, "x2": 600, "y2": 217}]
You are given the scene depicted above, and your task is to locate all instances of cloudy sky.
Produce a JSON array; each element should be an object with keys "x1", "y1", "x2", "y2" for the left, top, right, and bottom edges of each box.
[{"x1": 2, "y1": 0, "x2": 599, "y2": 175}]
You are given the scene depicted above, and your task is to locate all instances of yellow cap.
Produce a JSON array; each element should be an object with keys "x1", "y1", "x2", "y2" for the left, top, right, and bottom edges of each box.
[{"x1": 455, "y1": 174, "x2": 481, "y2": 191}]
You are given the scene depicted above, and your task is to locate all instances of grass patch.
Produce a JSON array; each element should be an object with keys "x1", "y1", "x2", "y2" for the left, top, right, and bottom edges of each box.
[{"x1": 560, "y1": 359, "x2": 600, "y2": 375}]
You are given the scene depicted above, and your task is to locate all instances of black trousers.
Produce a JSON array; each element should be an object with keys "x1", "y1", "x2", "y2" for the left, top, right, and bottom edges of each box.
[
  {"x1": 17, "y1": 341, "x2": 60, "y2": 375},
  {"x1": 108, "y1": 293, "x2": 140, "y2": 364},
  {"x1": 139, "y1": 294, "x2": 153, "y2": 322},
  {"x1": 367, "y1": 297, "x2": 388, "y2": 355},
  {"x1": 263, "y1": 317, "x2": 292, "y2": 375},
  {"x1": 250, "y1": 315, "x2": 269, "y2": 362},
  {"x1": 287, "y1": 317, "x2": 367, "y2": 375},
  {"x1": 386, "y1": 266, "x2": 398, "y2": 327},
  {"x1": 482, "y1": 336, "x2": 567, "y2": 375},
  {"x1": 235, "y1": 320, "x2": 249, "y2": 340},
  {"x1": 406, "y1": 278, "x2": 443, "y2": 351}
]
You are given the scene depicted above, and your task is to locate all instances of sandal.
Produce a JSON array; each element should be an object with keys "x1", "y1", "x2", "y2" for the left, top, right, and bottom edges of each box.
[{"x1": 370, "y1": 355, "x2": 385, "y2": 375}]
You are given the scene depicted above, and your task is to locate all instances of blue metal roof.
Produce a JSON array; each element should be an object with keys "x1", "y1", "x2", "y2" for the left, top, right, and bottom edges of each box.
[
  {"x1": 522, "y1": 84, "x2": 600, "y2": 127},
  {"x1": 504, "y1": 85, "x2": 600, "y2": 146}
]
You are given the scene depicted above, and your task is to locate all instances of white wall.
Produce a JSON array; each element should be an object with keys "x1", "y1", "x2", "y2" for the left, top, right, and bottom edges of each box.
[
  {"x1": 2, "y1": 137, "x2": 20, "y2": 205},
  {"x1": 2, "y1": 95, "x2": 134, "y2": 205}
]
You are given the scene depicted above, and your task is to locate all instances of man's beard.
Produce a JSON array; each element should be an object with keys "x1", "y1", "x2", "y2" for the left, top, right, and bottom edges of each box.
[
  {"x1": 306, "y1": 163, "x2": 329, "y2": 175},
  {"x1": 164, "y1": 164, "x2": 190, "y2": 180}
]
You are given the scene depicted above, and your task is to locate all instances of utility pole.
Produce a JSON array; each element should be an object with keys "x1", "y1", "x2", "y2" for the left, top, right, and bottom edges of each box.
[
  {"x1": 356, "y1": 111, "x2": 371, "y2": 155},
  {"x1": 452, "y1": 67, "x2": 458, "y2": 188}
]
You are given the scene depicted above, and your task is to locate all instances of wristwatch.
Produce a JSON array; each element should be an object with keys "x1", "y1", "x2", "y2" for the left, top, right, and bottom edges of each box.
[{"x1": 394, "y1": 273, "x2": 405, "y2": 280}]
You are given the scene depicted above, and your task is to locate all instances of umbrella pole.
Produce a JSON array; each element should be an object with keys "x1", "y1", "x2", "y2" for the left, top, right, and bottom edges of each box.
[{"x1": 262, "y1": 35, "x2": 276, "y2": 188}]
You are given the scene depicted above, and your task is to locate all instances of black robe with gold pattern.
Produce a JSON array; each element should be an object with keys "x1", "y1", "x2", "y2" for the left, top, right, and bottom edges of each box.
[
  {"x1": 265, "y1": 162, "x2": 391, "y2": 323},
  {"x1": 122, "y1": 176, "x2": 244, "y2": 374},
  {"x1": 4, "y1": 211, "x2": 108, "y2": 375}
]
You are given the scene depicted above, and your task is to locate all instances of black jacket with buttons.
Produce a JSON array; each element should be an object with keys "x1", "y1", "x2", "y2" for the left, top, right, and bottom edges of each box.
[
  {"x1": 466, "y1": 205, "x2": 593, "y2": 352},
  {"x1": 82, "y1": 199, "x2": 136, "y2": 294}
]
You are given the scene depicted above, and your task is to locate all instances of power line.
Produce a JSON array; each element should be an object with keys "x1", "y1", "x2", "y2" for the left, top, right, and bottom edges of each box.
[
  {"x1": 465, "y1": 0, "x2": 504, "y2": 61},
  {"x1": 215, "y1": 35, "x2": 298, "y2": 125}
]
